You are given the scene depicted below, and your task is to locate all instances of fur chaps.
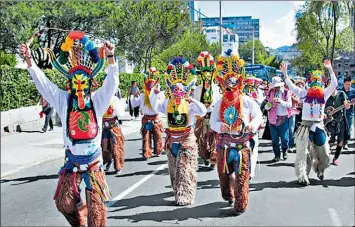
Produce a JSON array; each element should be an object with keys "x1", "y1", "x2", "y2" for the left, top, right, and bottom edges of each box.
[
  {"x1": 194, "y1": 117, "x2": 217, "y2": 163},
  {"x1": 295, "y1": 121, "x2": 330, "y2": 185},
  {"x1": 217, "y1": 146, "x2": 251, "y2": 214},
  {"x1": 55, "y1": 170, "x2": 107, "y2": 227},
  {"x1": 142, "y1": 120, "x2": 163, "y2": 159},
  {"x1": 101, "y1": 126, "x2": 125, "y2": 170},
  {"x1": 166, "y1": 131, "x2": 198, "y2": 206}
]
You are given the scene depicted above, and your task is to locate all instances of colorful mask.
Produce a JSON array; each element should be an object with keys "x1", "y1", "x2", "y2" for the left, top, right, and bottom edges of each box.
[
  {"x1": 304, "y1": 70, "x2": 326, "y2": 118},
  {"x1": 143, "y1": 67, "x2": 160, "y2": 110},
  {"x1": 244, "y1": 74, "x2": 262, "y2": 99},
  {"x1": 197, "y1": 51, "x2": 216, "y2": 105},
  {"x1": 46, "y1": 31, "x2": 105, "y2": 143},
  {"x1": 165, "y1": 57, "x2": 196, "y2": 132},
  {"x1": 215, "y1": 49, "x2": 245, "y2": 131}
]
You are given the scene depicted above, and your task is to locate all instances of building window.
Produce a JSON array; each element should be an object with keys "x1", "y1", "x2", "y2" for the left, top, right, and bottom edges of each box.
[
  {"x1": 338, "y1": 71, "x2": 341, "y2": 75},
  {"x1": 338, "y1": 64, "x2": 341, "y2": 67}
]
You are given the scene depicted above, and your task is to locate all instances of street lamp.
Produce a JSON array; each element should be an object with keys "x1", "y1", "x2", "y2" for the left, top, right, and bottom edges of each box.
[
  {"x1": 219, "y1": 1, "x2": 223, "y2": 55},
  {"x1": 252, "y1": 25, "x2": 261, "y2": 65}
]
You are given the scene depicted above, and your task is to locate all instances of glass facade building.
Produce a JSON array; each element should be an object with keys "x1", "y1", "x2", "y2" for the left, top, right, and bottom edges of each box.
[{"x1": 200, "y1": 16, "x2": 260, "y2": 43}]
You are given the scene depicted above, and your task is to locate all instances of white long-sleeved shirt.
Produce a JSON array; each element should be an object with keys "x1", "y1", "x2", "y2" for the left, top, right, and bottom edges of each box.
[
  {"x1": 149, "y1": 91, "x2": 207, "y2": 128},
  {"x1": 285, "y1": 71, "x2": 337, "y2": 130},
  {"x1": 28, "y1": 64, "x2": 119, "y2": 156},
  {"x1": 130, "y1": 94, "x2": 161, "y2": 115},
  {"x1": 210, "y1": 95, "x2": 263, "y2": 135},
  {"x1": 274, "y1": 89, "x2": 292, "y2": 116},
  {"x1": 285, "y1": 73, "x2": 337, "y2": 114},
  {"x1": 193, "y1": 84, "x2": 221, "y2": 113}
]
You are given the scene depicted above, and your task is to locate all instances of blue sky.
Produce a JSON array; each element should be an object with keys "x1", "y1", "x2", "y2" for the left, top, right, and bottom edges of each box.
[{"x1": 194, "y1": 1, "x2": 305, "y2": 49}]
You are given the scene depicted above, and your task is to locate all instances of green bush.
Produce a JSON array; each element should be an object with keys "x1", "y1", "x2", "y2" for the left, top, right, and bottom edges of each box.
[
  {"x1": 0, "y1": 65, "x2": 168, "y2": 111},
  {"x1": 0, "y1": 51, "x2": 17, "y2": 67}
]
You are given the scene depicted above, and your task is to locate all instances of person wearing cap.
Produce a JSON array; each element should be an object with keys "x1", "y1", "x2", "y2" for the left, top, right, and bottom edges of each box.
[
  {"x1": 130, "y1": 67, "x2": 164, "y2": 160},
  {"x1": 265, "y1": 76, "x2": 292, "y2": 162},
  {"x1": 281, "y1": 60, "x2": 337, "y2": 185}
]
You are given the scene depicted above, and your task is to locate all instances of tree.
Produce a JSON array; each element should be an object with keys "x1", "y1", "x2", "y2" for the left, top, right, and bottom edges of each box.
[
  {"x1": 0, "y1": 1, "x2": 117, "y2": 68},
  {"x1": 107, "y1": 0, "x2": 191, "y2": 72},
  {"x1": 263, "y1": 55, "x2": 282, "y2": 68},
  {"x1": 151, "y1": 29, "x2": 221, "y2": 72},
  {"x1": 0, "y1": 51, "x2": 17, "y2": 67},
  {"x1": 238, "y1": 40, "x2": 268, "y2": 64},
  {"x1": 295, "y1": 1, "x2": 354, "y2": 69}
]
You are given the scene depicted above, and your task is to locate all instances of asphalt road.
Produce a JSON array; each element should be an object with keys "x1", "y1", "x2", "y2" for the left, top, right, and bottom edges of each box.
[{"x1": 1, "y1": 129, "x2": 354, "y2": 226}]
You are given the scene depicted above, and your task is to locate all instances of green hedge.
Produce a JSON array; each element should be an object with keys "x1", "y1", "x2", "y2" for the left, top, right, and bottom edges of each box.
[{"x1": 0, "y1": 65, "x2": 167, "y2": 111}]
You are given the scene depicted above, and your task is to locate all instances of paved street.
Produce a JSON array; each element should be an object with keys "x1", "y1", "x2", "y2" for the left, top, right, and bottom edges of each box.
[{"x1": 1, "y1": 122, "x2": 354, "y2": 226}]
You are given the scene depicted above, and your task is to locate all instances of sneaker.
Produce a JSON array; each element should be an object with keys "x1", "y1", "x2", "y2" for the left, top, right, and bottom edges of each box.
[
  {"x1": 204, "y1": 160, "x2": 210, "y2": 166},
  {"x1": 48, "y1": 128, "x2": 53, "y2": 131},
  {"x1": 283, "y1": 151, "x2": 288, "y2": 160},
  {"x1": 115, "y1": 169, "x2": 122, "y2": 174},
  {"x1": 272, "y1": 156, "x2": 281, "y2": 162},
  {"x1": 332, "y1": 158, "x2": 339, "y2": 166},
  {"x1": 343, "y1": 145, "x2": 349, "y2": 150},
  {"x1": 105, "y1": 160, "x2": 113, "y2": 171},
  {"x1": 42, "y1": 127, "x2": 47, "y2": 132}
]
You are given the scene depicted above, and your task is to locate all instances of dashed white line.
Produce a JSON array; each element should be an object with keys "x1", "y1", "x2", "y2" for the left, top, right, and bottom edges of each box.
[
  {"x1": 106, "y1": 163, "x2": 168, "y2": 207},
  {"x1": 328, "y1": 208, "x2": 342, "y2": 227}
]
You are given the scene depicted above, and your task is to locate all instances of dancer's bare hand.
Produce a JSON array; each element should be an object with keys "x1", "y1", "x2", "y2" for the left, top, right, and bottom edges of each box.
[
  {"x1": 323, "y1": 60, "x2": 332, "y2": 70},
  {"x1": 220, "y1": 123, "x2": 229, "y2": 133},
  {"x1": 280, "y1": 62, "x2": 287, "y2": 73},
  {"x1": 104, "y1": 41, "x2": 115, "y2": 56},
  {"x1": 20, "y1": 44, "x2": 31, "y2": 58}
]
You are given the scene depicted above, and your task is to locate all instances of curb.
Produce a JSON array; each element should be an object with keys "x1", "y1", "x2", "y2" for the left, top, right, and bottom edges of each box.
[
  {"x1": 1, "y1": 154, "x2": 64, "y2": 179},
  {"x1": 0, "y1": 127, "x2": 142, "y2": 179}
]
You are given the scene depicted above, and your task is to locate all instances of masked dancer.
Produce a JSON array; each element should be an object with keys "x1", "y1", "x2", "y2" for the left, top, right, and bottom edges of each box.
[
  {"x1": 210, "y1": 49, "x2": 263, "y2": 214},
  {"x1": 281, "y1": 60, "x2": 337, "y2": 185},
  {"x1": 150, "y1": 57, "x2": 207, "y2": 206},
  {"x1": 194, "y1": 51, "x2": 221, "y2": 169},
  {"x1": 130, "y1": 67, "x2": 164, "y2": 160},
  {"x1": 21, "y1": 31, "x2": 118, "y2": 226}
]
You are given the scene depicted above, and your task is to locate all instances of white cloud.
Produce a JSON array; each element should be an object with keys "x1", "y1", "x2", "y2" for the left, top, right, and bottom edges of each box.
[{"x1": 260, "y1": 7, "x2": 299, "y2": 49}]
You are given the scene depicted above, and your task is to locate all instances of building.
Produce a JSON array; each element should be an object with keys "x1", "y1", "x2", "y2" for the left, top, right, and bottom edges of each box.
[
  {"x1": 116, "y1": 56, "x2": 135, "y2": 74},
  {"x1": 273, "y1": 44, "x2": 300, "y2": 62},
  {"x1": 200, "y1": 16, "x2": 260, "y2": 43},
  {"x1": 333, "y1": 52, "x2": 355, "y2": 78},
  {"x1": 202, "y1": 26, "x2": 239, "y2": 54}
]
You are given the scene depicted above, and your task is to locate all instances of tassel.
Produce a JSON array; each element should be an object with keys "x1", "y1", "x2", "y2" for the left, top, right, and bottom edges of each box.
[
  {"x1": 238, "y1": 150, "x2": 243, "y2": 174},
  {"x1": 90, "y1": 172, "x2": 107, "y2": 202}
]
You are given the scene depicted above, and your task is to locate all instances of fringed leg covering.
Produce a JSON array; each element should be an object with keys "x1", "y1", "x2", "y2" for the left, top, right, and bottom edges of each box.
[
  {"x1": 55, "y1": 172, "x2": 87, "y2": 227},
  {"x1": 250, "y1": 136, "x2": 259, "y2": 178},
  {"x1": 195, "y1": 118, "x2": 207, "y2": 160},
  {"x1": 234, "y1": 148, "x2": 251, "y2": 214},
  {"x1": 294, "y1": 125, "x2": 310, "y2": 185},
  {"x1": 152, "y1": 121, "x2": 163, "y2": 155},
  {"x1": 216, "y1": 147, "x2": 235, "y2": 202},
  {"x1": 142, "y1": 128, "x2": 153, "y2": 159},
  {"x1": 86, "y1": 171, "x2": 107, "y2": 227},
  {"x1": 311, "y1": 143, "x2": 330, "y2": 180},
  {"x1": 110, "y1": 126, "x2": 125, "y2": 170},
  {"x1": 101, "y1": 138, "x2": 112, "y2": 165},
  {"x1": 167, "y1": 145, "x2": 177, "y2": 192},
  {"x1": 195, "y1": 118, "x2": 217, "y2": 163},
  {"x1": 174, "y1": 146, "x2": 198, "y2": 206}
]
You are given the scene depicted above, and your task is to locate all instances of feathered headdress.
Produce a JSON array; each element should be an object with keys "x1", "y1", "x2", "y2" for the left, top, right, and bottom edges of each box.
[
  {"x1": 165, "y1": 57, "x2": 196, "y2": 99},
  {"x1": 306, "y1": 70, "x2": 327, "y2": 85},
  {"x1": 197, "y1": 51, "x2": 215, "y2": 72},
  {"x1": 144, "y1": 67, "x2": 160, "y2": 110},
  {"x1": 45, "y1": 31, "x2": 105, "y2": 79},
  {"x1": 216, "y1": 49, "x2": 245, "y2": 93}
]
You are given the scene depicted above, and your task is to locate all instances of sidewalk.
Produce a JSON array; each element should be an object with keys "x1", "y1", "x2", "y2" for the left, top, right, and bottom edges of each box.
[{"x1": 0, "y1": 111, "x2": 160, "y2": 178}]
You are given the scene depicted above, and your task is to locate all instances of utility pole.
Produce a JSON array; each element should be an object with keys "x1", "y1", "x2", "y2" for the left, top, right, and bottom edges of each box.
[
  {"x1": 252, "y1": 27, "x2": 255, "y2": 65},
  {"x1": 219, "y1": 1, "x2": 223, "y2": 55}
]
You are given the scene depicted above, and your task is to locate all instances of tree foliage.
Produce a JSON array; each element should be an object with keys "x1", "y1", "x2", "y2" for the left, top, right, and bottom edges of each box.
[
  {"x1": 106, "y1": 0, "x2": 191, "y2": 72},
  {"x1": 0, "y1": 51, "x2": 17, "y2": 67},
  {"x1": 238, "y1": 40, "x2": 268, "y2": 64},
  {"x1": 294, "y1": 1, "x2": 354, "y2": 69},
  {"x1": 0, "y1": 1, "x2": 116, "y2": 69},
  {"x1": 151, "y1": 29, "x2": 221, "y2": 72}
]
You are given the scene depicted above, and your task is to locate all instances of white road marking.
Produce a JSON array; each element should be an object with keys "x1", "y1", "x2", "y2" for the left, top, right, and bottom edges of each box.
[
  {"x1": 107, "y1": 163, "x2": 168, "y2": 207},
  {"x1": 328, "y1": 208, "x2": 342, "y2": 227}
]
